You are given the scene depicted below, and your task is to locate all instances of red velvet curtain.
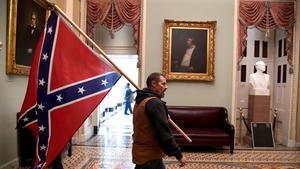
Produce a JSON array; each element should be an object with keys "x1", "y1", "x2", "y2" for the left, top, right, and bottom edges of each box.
[
  {"x1": 238, "y1": 0, "x2": 295, "y2": 65},
  {"x1": 86, "y1": 0, "x2": 111, "y2": 35},
  {"x1": 86, "y1": 0, "x2": 141, "y2": 66}
]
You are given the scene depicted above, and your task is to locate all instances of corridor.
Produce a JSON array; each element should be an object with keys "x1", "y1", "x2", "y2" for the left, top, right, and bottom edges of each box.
[{"x1": 64, "y1": 111, "x2": 135, "y2": 169}]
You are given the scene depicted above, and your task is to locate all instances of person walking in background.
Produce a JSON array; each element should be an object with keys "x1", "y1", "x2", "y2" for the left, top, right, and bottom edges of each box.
[{"x1": 124, "y1": 83, "x2": 134, "y2": 115}]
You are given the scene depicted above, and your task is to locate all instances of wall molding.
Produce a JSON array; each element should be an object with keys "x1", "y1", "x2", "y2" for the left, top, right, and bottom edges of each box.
[
  {"x1": 231, "y1": 0, "x2": 239, "y2": 126},
  {"x1": 287, "y1": 139, "x2": 296, "y2": 147},
  {"x1": 288, "y1": 0, "x2": 300, "y2": 147},
  {"x1": 139, "y1": 0, "x2": 147, "y2": 88}
]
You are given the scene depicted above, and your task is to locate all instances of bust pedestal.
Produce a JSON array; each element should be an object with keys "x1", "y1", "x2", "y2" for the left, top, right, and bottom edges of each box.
[
  {"x1": 248, "y1": 89, "x2": 270, "y2": 123},
  {"x1": 244, "y1": 89, "x2": 270, "y2": 146},
  {"x1": 248, "y1": 95, "x2": 270, "y2": 122}
]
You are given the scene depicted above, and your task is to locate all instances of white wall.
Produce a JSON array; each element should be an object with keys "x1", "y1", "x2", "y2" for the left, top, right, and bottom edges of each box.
[
  {"x1": 144, "y1": 0, "x2": 234, "y2": 111},
  {"x1": 94, "y1": 25, "x2": 137, "y2": 55},
  {"x1": 0, "y1": 0, "x2": 28, "y2": 167}
]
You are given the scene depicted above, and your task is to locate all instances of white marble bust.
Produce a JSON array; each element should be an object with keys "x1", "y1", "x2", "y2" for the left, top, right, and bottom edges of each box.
[{"x1": 249, "y1": 61, "x2": 270, "y2": 95}]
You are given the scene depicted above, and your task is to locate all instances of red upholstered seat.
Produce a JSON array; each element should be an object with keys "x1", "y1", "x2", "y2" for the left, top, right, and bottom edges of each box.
[
  {"x1": 173, "y1": 128, "x2": 231, "y2": 138},
  {"x1": 168, "y1": 106, "x2": 235, "y2": 154}
]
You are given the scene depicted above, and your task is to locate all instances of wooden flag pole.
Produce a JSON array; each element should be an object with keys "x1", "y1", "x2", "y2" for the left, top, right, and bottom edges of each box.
[
  {"x1": 169, "y1": 118, "x2": 192, "y2": 143},
  {"x1": 48, "y1": 2, "x2": 192, "y2": 143}
]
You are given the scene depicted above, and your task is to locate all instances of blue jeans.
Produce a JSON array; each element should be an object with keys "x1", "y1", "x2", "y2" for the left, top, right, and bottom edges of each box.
[
  {"x1": 135, "y1": 159, "x2": 165, "y2": 169},
  {"x1": 124, "y1": 101, "x2": 133, "y2": 114}
]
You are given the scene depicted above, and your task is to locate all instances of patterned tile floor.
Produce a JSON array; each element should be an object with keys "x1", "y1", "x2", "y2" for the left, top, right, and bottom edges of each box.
[
  {"x1": 64, "y1": 145, "x2": 300, "y2": 169},
  {"x1": 73, "y1": 111, "x2": 133, "y2": 148},
  {"x1": 67, "y1": 111, "x2": 300, "y2": 169}
]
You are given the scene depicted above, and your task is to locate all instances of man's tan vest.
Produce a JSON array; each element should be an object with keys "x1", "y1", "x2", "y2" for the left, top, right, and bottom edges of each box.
[{"x1": 132, "y1": 97, "x2": 163, "y2": 165}]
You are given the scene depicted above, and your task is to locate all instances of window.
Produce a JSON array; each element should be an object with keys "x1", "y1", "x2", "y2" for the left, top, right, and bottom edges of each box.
[
  {"x1": 283, "y1": 38, "x2": 287, "y2": 56},
  {"x1": 278, "y1": 39, "x2": 282, "y2": 58},
  {"x1": 254, "y1": 40, "x2": 260, "y2": 58},
  {"x1": 283, "y1": 64, "x2": 287, "y2": 83},
  {"x1": 243, "y1": 40, "x2": 247, "y2": 57},
  {"x1": 241, "y1": 65, "x2": 247, "y2": 82},
  {"x1": 277, "y1": 65, "x2": 282, "y2": 83},
  {"x1": 262, "y1": 41, "x2": 268, "y2": 58}
]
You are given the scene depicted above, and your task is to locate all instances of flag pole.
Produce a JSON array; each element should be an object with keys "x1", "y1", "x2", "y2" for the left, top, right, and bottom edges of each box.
[
  {"x1": 47, "y1": 2, "x2": 192, "y2": 143},
  {"x1": 169, "y1": 119, "x2": 192, "y2": 143}
]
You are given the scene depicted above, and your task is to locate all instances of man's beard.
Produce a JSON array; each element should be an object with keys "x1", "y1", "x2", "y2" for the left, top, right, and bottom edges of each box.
[{"x1": 160, "y1": 89, "x2": 167, "y2": 98}]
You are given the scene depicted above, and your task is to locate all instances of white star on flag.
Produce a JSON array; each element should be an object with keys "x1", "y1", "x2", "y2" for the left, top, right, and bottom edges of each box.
[
  {"x1": 78, "y1": 87, "x2": 86, "y2": 94},
  {"x1": 39, "y1": 125, "x2": 46, "y2": 132},
  {"x1": 47, "y1": 26, "x2": 53, "y2": 35},
  {"x1": 23, "y1": 117, "x2": 29, "y2": 122},
  {"x1": 56, "y1": 94, "x2": 63, "y2": 102},
  {"x1": 38, "y1": 79, "x2": 46, "y2": 86},
  {"x1": 101, "y1": 79, "x2": 108, "y2": 86},
  {"x1": 37, "y1": 164, "x2": 43, "y2": 168},
  {"x1": 42, "y1": 53, "x2": 49, "y2": 61},
  {"x1": 40, "y1": 145, "x2": 47, "y2": 151},
  {"x1": 38, "y1": 103, "x2": 45, "y2": 111}
]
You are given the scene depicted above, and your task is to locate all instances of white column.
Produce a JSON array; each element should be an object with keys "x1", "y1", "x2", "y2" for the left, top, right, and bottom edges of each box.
[
  {"x1": 80, "y1": 0, "x2": 87, "y2": 31},
  {"x1": 65, "y1": 0, "x2": 73, "y2": 20},
  {"x1": 289, "y1": 0, "x2": 300, "y2": 147}
]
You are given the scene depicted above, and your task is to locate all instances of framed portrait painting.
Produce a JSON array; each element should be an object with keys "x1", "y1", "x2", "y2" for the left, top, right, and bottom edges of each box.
[
  {"x1": 6, "y1": 0, "x2": 49, "y2": 75},
  {"x1": 163, "y1": 20, "x2": 216, "y2": 81}
]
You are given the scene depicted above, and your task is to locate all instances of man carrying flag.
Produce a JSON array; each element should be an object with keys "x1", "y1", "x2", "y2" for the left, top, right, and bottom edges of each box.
[{"x1": 17, "y1": 10, "x2": 120, "y2": 169}]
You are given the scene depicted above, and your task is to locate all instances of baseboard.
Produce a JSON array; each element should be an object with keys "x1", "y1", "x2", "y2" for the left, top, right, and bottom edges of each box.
[
  {"x1": 0, "y1": 158, "x2": 18, "y2": 169},
  {"x1": 287, "y1": 139, "x2": 296, "y2": 147}
]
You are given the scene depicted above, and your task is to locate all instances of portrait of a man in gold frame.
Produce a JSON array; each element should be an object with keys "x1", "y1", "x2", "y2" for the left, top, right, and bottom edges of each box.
[
  {"x1": 6, "y1": 0, "x2": 49, "y2": 75},
  {"x1": 163, "y1": 20, "x2": 216, "y2": 81}
]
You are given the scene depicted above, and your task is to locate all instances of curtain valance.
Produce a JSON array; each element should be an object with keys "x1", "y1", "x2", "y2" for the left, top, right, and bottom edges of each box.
[{"x1": 238, "y1": 1, "x2": 295, "y2": 65}]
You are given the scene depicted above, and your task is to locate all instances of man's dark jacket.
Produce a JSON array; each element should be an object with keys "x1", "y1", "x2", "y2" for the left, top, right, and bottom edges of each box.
[{"x1": 135, "y1": 88, "x2": 182, "y2": 160}]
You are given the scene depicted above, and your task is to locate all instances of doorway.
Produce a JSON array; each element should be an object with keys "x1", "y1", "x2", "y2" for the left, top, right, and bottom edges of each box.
[
  {"x1": 73, "y1": 54, "x2": 139, "y2": 146},
  {"x1": 97, "y1": 54, "x2": 138, "y2": 126},
  {"x1": 236, "y1": 27, "x2": 293, "y2": 146},
  {"x1": 93, "y1": 54, "x2": 138, "y2": 148}
]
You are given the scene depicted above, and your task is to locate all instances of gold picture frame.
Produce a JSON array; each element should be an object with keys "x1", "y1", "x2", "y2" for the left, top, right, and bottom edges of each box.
[
  {"x1": 7, "y1": 0, "x2": 49, "y2": 75},
  {"x1": 163, "y1": 20, "x2": 216, "y2": 81}
]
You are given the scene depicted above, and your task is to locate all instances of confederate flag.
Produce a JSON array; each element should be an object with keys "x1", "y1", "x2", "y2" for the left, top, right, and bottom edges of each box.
[{"x1": 17, "y1": 11, "x2": 121, "y2": 169}]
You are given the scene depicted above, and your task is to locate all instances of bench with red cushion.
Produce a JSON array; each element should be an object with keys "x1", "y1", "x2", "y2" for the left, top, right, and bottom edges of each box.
[{"x1": 168, "y1": 106, "x2": 235, "y2": 154}]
